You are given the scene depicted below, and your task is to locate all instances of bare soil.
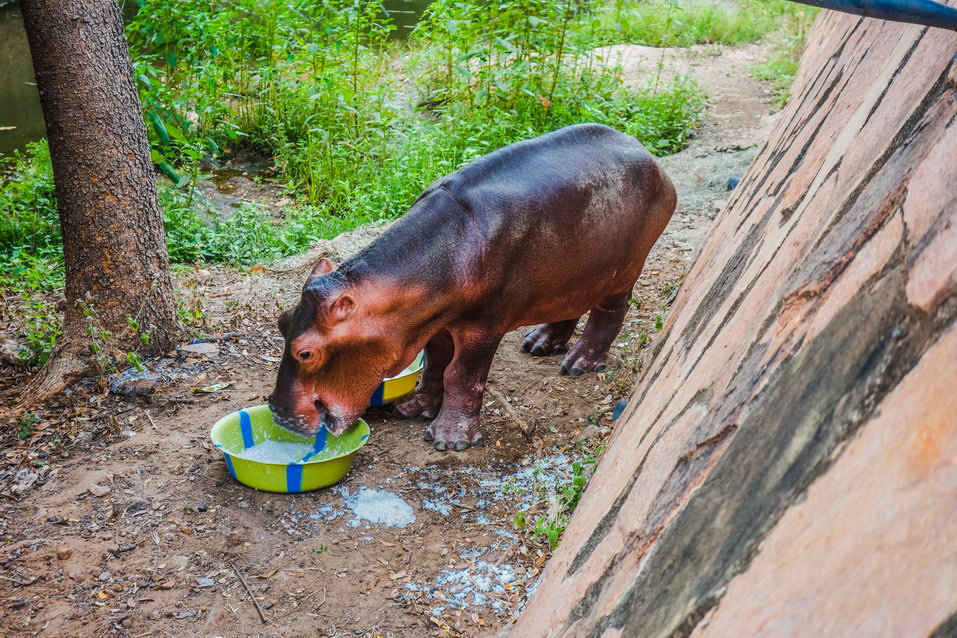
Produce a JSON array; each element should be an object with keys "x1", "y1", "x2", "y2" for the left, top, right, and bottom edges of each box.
[{"x1": 0, "y1": 43, "x2": 776, "y2": 638}]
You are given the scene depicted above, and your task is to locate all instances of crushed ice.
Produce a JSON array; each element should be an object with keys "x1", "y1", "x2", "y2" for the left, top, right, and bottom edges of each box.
[{"x1": 339, "y1": 486, "x2": 415, "y2": 528}]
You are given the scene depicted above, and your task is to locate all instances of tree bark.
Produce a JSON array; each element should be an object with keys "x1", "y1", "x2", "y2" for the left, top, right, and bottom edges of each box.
[
  {"x1": 516, "y1": 11, "x2": 957, "y2": 637},
  {"x1": 19, "y1": 0, "x2": 178, "y2": 403}
]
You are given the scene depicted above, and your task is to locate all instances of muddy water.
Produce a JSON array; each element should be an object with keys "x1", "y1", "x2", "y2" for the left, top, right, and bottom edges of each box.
[
  {"x1": 385, "y1": 0, "x2": 433, "y2": 38},
  {"x1": 0, "y1": 0, "x2": 431, "y2": 158},
  {"x1": 0, "y1": 3, "x2": 44, "y2": 158}
]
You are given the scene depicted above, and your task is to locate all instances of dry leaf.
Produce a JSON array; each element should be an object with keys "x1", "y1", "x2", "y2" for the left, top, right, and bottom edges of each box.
[
  {"x1": 193, "y1": 381, "x2": 233, "y2": 394},
  {"x1": 428, "y1": 617, "x2": 461, "y2": 636},
  {"x1": 256, "y1": 568, "x2": 279, "y2": 579}
]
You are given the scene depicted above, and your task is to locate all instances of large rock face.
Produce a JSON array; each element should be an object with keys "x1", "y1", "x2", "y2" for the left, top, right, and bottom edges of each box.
[{"x1": 515, "y1": 9, "x2": 957, "y2": 638}]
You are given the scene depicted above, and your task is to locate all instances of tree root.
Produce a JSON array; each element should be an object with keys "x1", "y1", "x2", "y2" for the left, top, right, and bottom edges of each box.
[{"x1": 15, "y1": 340, "x2": 94, "y2": 413}]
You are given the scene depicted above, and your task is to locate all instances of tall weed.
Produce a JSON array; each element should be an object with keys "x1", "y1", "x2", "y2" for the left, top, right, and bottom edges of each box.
[
  {"x1": 583, "y1": 0, "x2": 811, "y2": 47},
  {"x1": 411, "y1": 0, "x2": 705, "y2": 156},
  {"x1": 751, "y1": 6, "x2": 818, "y2": 108}
]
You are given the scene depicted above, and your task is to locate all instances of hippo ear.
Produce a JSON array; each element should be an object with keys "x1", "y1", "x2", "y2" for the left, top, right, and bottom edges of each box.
[
  {"x1": 307, "y1": 257, "x2": 335, "y2": 282},
  {"x1": 326, "y1": 293, "x2": 355, "y2": 324}
]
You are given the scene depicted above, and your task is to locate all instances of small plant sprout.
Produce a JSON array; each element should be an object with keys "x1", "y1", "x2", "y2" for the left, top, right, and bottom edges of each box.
[
  {"x1": 515, "y1": 444, "x2": 605, "y2": 550},
  {"x1": 17, "y1": 413, "x2": 41, "y2": 440}
]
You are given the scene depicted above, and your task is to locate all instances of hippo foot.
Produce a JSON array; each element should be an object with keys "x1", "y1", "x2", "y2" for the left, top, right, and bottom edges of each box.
[
  {"x1": 522, "y1": 321, "x2": 576, "y2": 357},
  {"x1": 559, "y1": 341, "x2": 609, "y2": 377},
  {"x1": 394, "y1": 391, "x2": 442, "y2": 419},
  {"x1": 424, "y1": 415, "x2": 483, "y2": 452}
]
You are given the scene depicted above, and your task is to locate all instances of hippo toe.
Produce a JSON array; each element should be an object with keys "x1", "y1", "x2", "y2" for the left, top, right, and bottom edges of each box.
[{"x1": 426, "y1": 415, "x2": 482, "y2": 452}]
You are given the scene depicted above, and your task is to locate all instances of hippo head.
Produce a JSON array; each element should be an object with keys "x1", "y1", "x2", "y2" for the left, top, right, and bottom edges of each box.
[{"x1": 268, "y1": 258, "x2": 402, "y2": 437}]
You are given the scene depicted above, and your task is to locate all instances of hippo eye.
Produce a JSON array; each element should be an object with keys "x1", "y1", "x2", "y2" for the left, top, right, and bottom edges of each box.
[{"x1": 298, "y1": 350, "x2": 312, "y2": 361}]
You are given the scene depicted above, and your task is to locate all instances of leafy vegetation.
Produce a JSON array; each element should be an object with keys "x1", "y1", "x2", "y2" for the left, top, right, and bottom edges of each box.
[
  {"x1": 583, "y1": 0, "x2": 814, "y2": 48},
  {"x1": 1, "y1": 0, "x2": 722, "y2": 366},
  {"x1": 0, "y1": 140, "x2": 60, "y2": 285},
  {"x1": 0, "y1": 142, "x2": 63, "y2": 366},
  {"x1": 17, "y1": 413, "x2": 40, "y2": 441},
  {"x1": 514, "y1": 441, "x2": 605, "y2": 549},
  {"x1": 751, "y1": 6, "x2": 818, "y2": 107},
  {"x1": 124, "y1": 0, "x2": 705, "y2": 216},
  {"x1": 411, "y1": 0, "x2": 705, "y2": 156}
]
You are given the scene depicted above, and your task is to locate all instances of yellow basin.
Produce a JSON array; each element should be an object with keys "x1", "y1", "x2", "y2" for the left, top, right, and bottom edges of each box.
[
  {"x1": 369, "y1": 350, "x2": 425, "y2": 406},
  {"x1": 210, "y1": 404, "x2": 369, "y2": 493}
]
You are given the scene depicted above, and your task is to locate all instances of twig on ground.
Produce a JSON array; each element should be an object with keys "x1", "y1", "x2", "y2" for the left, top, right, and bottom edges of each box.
[
  {"x1": 487, "y1": 386, "x2": 534, "y2": 440},
  {"x1": 229, "y1": 560, "x2": 269, "y2": 624},
  {"x1": 0, "y1": 574, "x2": 37, "y2": 585}
]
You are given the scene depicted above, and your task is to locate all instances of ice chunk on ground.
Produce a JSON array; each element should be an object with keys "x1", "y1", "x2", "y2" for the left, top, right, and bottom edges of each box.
[
  {"x1": 339, "y1": 486, "x2": 415, "y2": 528},
  {"x1": 423, "y1": 498, "x2": 452, "y2": 515}
]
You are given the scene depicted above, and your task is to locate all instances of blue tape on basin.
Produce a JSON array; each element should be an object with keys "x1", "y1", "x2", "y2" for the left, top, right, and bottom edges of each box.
[
  {"x1": 370, "y1": 383, "x2": 385, "y2": 406},
  {"x1": 223, "y1": 453, "x2": 237, "y2": 479},
  {"x1": 239, "y1": 410, "x2": 254, "y2": 449},
  {"x1": 286, "y1": 463, "x2": 303, "y2": 493},
  {"x1": 297, "y1": 426, "x2": 328, "y2": 463}
]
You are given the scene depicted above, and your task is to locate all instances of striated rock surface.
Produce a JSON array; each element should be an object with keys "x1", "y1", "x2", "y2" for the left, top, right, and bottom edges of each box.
[{"x1": 515, "y1": 8, "x2": 957, "y2": 638}]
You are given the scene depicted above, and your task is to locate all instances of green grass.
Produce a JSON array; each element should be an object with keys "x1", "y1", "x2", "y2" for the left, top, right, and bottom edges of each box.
[
  {"x1": 582, "y1": 0, "x2": 814, "y2": 48},
  {"x1": 751, "y1": 7, "x2": 818, "y2": 108}
]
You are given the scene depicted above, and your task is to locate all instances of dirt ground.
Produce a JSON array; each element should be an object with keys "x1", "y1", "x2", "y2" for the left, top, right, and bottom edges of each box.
[{"x1": 0, "y1": 43, "x2": 776, "y2": 638}]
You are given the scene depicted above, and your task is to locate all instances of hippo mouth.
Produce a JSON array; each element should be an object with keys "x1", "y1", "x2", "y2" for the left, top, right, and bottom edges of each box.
[{"x1": 268, "y1": 401, "x2": 352, "y2": 438}]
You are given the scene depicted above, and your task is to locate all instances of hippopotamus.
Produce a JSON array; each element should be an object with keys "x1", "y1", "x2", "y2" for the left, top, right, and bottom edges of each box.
[{"x1": 269, "y1": 123, "x2": 676, "y2": 451}]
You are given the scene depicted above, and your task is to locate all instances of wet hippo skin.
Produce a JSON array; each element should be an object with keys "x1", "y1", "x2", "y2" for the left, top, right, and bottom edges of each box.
[{"x1": 268, "y1": 123, "x2": 677, "y2": 451}]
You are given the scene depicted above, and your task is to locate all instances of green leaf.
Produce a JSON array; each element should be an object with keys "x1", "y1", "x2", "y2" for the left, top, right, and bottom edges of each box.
[
  {"x1": 166, "y1": 123, "x2": 186, "y2": 142},
  {"x1": 193, "y1": 381, "x2": 233, "y2": 394},
  {"x1": 147, "y1": 111, "x2": 170, "y2": 145},
  {"x1": 158, "y1": 162, "x2": 180, "y2": 182}
]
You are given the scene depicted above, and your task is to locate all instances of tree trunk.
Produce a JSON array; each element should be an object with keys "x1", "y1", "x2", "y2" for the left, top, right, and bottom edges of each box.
[{"x1": 19, "y1": 0, "x2": 178, "y2": 403}]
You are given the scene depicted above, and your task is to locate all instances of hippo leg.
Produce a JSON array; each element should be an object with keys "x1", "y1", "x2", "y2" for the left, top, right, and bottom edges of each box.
[
  {"x1": 426, "y1": 328, "x2": 501, "y2": 452},
  {"x1": 522, "y1": 318, "x2": 578, "y2": 356},
  {"x1": 560, "y1": 291, "x2": 630, "y2": 377},
  {"x1": 395, "y1": 329, "x2": 454, "y2": 419}
]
